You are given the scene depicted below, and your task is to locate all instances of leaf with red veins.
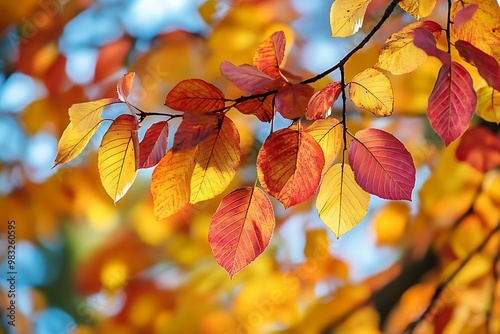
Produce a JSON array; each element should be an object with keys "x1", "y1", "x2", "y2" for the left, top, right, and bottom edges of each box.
[
  {"x1": 220, "y1": 61, "x2": 274, "y2": 94},
  {"x1": 253, "y1": 31, "x2": 286, "y2": 79},
  {"x1": 139, "y1": 121, "x2": 169, "y2": 169},
  {"x1": 275, "y1": 84, "x2": 315, "y2": 120},
  {"x1": 165, "y1": 79, "x2": 226, "y2": 112},
  {"x1": 117, "y1": 72, "x2": 135, "y2": 102},
  {"x1": 235, "y1": 92, "x2": 275, "y2": 122},
  {"x1": 306, "y1": 82, "x2": 342, "y2": 120}
]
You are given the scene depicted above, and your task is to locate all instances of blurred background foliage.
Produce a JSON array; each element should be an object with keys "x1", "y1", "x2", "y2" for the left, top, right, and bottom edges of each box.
[{"x1": 0, "y1": 0, "x2": 499, "y2": 333}]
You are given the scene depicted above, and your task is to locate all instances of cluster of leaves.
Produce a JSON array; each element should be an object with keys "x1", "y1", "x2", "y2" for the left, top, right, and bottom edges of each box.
[{"x1": 55, "y1": 0, "x2": 500, "y2": 278}]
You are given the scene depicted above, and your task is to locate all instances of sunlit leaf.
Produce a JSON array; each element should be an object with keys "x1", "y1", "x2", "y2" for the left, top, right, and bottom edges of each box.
[
  {"x1": 455, "y1": 40, "x2": 500, "y2": 91},
  {"x1": 427, "y1": 62, "x2": 477, "y2": 146},
  {"x1": 349, "y1": 68, "x2": 394, "y2": 116},
  {"x1": 139, "y1": 121, "x2": 169, "y2": 169},
  {"x1": 453, "y1": 4, "x2": 478, "y2": 32},
  {"x1": 54, "y1": 121, "x2": 103, "y2": 166},
  {"x1": 69, "y1": 98, "x2": 120, "y2": 131},
  {"x1": 190, "y1": 115, "x2": 241, "y2": 204},
  {"x1": 412, "y1": 27, "x2": 450, "y2": 66},
  {"x1": 173, "y1": 112, "x2": 219, "y2": 151},
  {"x1": 316, "y1": 163, "x2": 370, "y2": 238},
  {"x1": 476, "y1": 86, "x2": 500, "y2": 123},
  {"x1": 165, "y1": 79, "x2": 226, "y2": 112},
  {"x1": 208, "y1": 186, "x2": 275, "y2": 278},
  {"x1": 329, "y1": 0, "x2": 372, "y2": 38},
  {"x1": 306, "y1": 82, "x2": 342, "y2": 120},
  {"x1": 235, "y1": 92, "x2": 275, "y2": 122},
  {"x1": 257, "y1": 128, "x2": 324, "y2": 208},
  {"x1": 399, "y1": 0, "x2": 436, "y2": 19},
  {"x1": 373, "y1": 202, "x2": 410, "y2": 246},
  {"x1": 220, "y1": 61, "x2": 274, "y2": 94},
  {"x1": 456, "y1": 126, "x2": 500, "y2": 173},
  {"x1": 348, "y1": 128, "x2": 416, "y2": 200},
  {"x1": 117, "y1": 72, "x2": 135, "y2": 102},
  {"x1": 97, "y1": 114, "x2": 139, "y2": 203},
  {"x1": 151, "y1": 147, "x2": 198, "y2": 219},
  {"x1": 275, "y1": 84, "x2": 315, "y2": 120},
  {"x1": 305, "y1": 118, "x2": 343, "y2": 174},
  {"x1": 253, "y1": 30, "x2": 286, "y2": 79},
  {"x1": 376, "y1": 21, "x2": 442, "y2": 75}
]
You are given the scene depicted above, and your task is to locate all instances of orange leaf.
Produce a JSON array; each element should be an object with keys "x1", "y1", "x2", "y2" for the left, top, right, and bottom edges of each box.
[
  {"x1": 151, "y1": 147, "x2": 198, "y2": 219},
  {"x1": 165, "y1": 79, "x2": 226, "y2": 112},
  {"x1": 190, "y1": 115, "x2": 241, "y2": 204},
  {"x1": 275, "y1": 84, "x2": 315, "y2": 120},
  {"x1": 139, "y1": 121, "x2": 169, "y2": 169},
  {"x1": 208, "y1": 186, "x2": 275, "y2": 278},
  {"x1": 54, "y1": 121, "x2": 103, "y2": 167},
  {"x1": 349, "y1": 68, "x2": 394, "y2": 117},
  {"x1": 173, "y1": 112, "x2": 219, "y2": 151},
  {"x1": 235, "y1": 92, "x2": 275, "y2": 122},
  {"x1": 306, "y1": 82, "x2": 341, "y2": 120},
  {"x1": 98, "y1": 114, "x2": 139, "y2": 203},
  {"x1": 253, "y1": 31, "x2": 286, "y2": 79},
  {"x1": 69, "y1": 98, "x2": 120, "y2": 131},
  {"x1": 117, "y1": 72, "x2": 135, "y2": 102},
  {"x1": 305, "y1": 119, "x2": 343, "y2": 174},
  {"x1": 257, "y1": 128, "x2": 324, "y2": 208},
  {"x1": 456, "y1": 126, "x2": 500, "y2": 173}
]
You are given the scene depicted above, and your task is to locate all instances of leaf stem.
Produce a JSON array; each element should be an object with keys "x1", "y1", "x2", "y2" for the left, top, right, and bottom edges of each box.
[{"x1": 446, "y1": 0, "x2": 452, "y2": 53}]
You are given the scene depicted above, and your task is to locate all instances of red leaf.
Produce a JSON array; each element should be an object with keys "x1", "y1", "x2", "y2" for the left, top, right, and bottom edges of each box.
[
  {"x1": 413, "y1": 27, "x2": 450, "y2": 66},
  {"x1": 306, "y1": 82, "x2": 342, "y2": 120},
  {"x1": 117, "y1": 72, "x2": 135, "y2": 102},
  {"x1": 220, "y1": 61, "x2": 274, "y2": 94},
  {"x1": 257, "y1": 128, "x2": 324, "y2": 208},
  {"x1": 275, "y1": 84, "x2": 315, "y2": 120},
  {"x1": 453, "y1": 4, "x2": 478, "y2": 32},
  {"x1": 235, "y1": 92, "x2": 275, "y2": 122},
  {"x1": 253, "y1": 31, "x2": 286, "y2": 79},
  {"x1": 427, "y1": 62, "x2": 477, "y2": 145},
  {"x1": 348, "y1": 128, "x2": 416, "y2": 201},
  {"x1": 455, "y1": 40, "x2": 500, "y2": 91},
  {"x1": 209, "y1": 187, "x2": 275, "y2": 278},
  {"x1": 173, "y1": 112, "x2": 219, "y2": 151},
  {"x1": 456, "y1": 126, "x2": 500, "y2": 173},
  {"x1": 165, "y1": 79, "x2": 226, "y2": 112},
  {"x1": 139, "y1": 121, "x2": 169, "y2": 169}
]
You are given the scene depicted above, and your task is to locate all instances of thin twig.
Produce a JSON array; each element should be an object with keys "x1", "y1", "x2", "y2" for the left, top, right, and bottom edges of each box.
[{"x1": 403, "y1": 223, "x2": 500, "y2": 334}]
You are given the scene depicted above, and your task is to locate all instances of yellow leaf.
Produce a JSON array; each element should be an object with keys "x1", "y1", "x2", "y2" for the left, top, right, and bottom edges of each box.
[
  {"x1": 151, "y1": 147, "x2": 198, "y2": 219},
  {"x1": 329, "y1": 0, "x2": 371, "y2": 38},
  {"x1": 97, "y1": 115, "x2": 139, "y2": 203},
  {"x1": 476, "y1": 86, "x2": 500, "y2": 123},
  {"x1": 54, "y1": 121, "x2": 102, "y2": 166},
  {"x1": 373, "y1": 202, "x2": 410, "y2": 246},
  {"x1": 316, "y1": 163, "x2": 370, "y2": 238},
  {"x1": 69, "y1": 98, "x2": 119, "y2": 131},
  {"x1": 190, "y1": 116, "x2": 240, "y2": 204},
  {"x1": 349, "y1": 68, "x2": 394, "y2": 116},
  {"x1": 450, "y1": 213, "x2": 485, "y2": 258},
  {"x1": 305, "y1": 118, "x2": 343, "y2": 174},
  {"x1": 399, "y1": 0, "x2": 436, "y2": 19}
]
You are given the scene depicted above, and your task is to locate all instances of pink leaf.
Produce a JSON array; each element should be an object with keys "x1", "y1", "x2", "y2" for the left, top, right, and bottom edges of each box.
[
  {"x1": 348, "y1": 128, "x2": 416, "y2": 201},
  {"x1": 275, "y1": 84, "x2": 315, "y2": 120},
  {"x1": 427, "y1": 62, "x2": 477, "y2": 146},
  {"x1": 306, "y1": 82, "x2": 342, "y2": 120},
  {"x1": 455, "y1": 40, "x2": 500, "y2": 92},
  {"x1": 453, "y1": 4, "x2": 478, "y2": 32},
  {"x1": 139, "y1": 121, "x2": 169, "y2": 168},
  {"x1": 220, "y1": 61, "x2": 275, "y2": 94},
  {"x1": 413, "y1": 27, "x2": 450, "y2": 66},
  {"x1": 209, "y1": 187, "x2": 275, "y2": 278}
]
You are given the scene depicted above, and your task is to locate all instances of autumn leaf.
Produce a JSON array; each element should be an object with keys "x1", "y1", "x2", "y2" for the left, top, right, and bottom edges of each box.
[
  {"x1": 412, "y1": 27, "x2": 450, "y2": 66},
  {"x1": 172, "y1": 112, "x2": 219, "y2": 151},
  {"x1": 190, "y1": 115, "x2": 241, "y2": 204},
  {"x1": 165, "y1": 78, "x2": 226, "y2": 112},
  {"x1": 253, "y1": 31, "x2": 286, "y2": 79},
  {"x1": 329, "y1": 0, "x2": 371, "y2": 38},
  {"x1": 373, "y1": 202, "x2": 410, "y2": 246},
  {"x1": 427, "y1": 62, "x2": 477, "y2": 146},
  {"x1": 208, "y1": 186, "x2": 275, "y2": 278},
  {"x1": 316, "y1": 163, "x2": 370, "y2": 238},
  {"x1": 275, "y1": 84, "x2": 315, "y2": 120},
  {"x1": 455, "y1": 40, "x2": 500, "y2": 91},
  {"x1": 69, "y1": 98, "x2": 120, "y2": 131},
  {"x1": 476, "y1": 86, "x2": 500, "y2": 123},
  {"x1": 305, "y1": 119, "x2": 343, "y2": 174},
  {"x1": 399, "y1": 0, "x2": 436, "y2": 19},
  {"x1": 257, "y1": 128, "x2": 324, "y2": 208},
  {"x1": 220, "y1": 61, "x2": 274, "y2": 94},
  {"x1": 375, "y1": 21, "x2": 442, "y2": 75},
  {"x1": 151, "y1": 147, "x2": 198, "y2": 219},
  {"x1": 306, "y1": 82, "x2": 342, "y2": 120},
  {"x1": 456, "y1": 127, "x2": 500, "y2": 173},
  {"x1": 97, "y1": 114, "x2": 139, "y2": 203},
  {"x1": 139, "y1": 121, "x2": 169, "y2": 169},
  {"x1": 452, "y1": 4, "x2": 478, "y2": 32},
  {"x1": 235, "y1": 92, "x2": 275, "y2": 122},
  {"x1": 117, "y1": 72, "x2": 135, "y2": 102},
  {"x1": 54, "y1": 121, "x2": 103, "y2": 167},
  {"x1": 348, "y1": 128, "x2": 416, "y2": 200},
  {"x1": 349, "y1": 68, "x2": 394, "y2": 117}
]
